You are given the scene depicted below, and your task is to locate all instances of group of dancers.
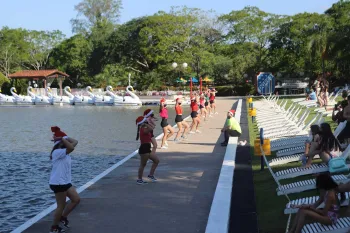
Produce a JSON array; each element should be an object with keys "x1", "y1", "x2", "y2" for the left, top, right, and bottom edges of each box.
[
  {"x1": 135, "y1": 88, "x2": 218, "y2": 184},
  {"x1": 47, "y1": 88, "x2": 223, "y2": 232}
]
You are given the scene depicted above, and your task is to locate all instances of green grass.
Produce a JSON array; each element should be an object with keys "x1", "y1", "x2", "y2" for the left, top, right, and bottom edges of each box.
[{"x1": 249, "y1": 98, "x2": 342, "y2": 233}]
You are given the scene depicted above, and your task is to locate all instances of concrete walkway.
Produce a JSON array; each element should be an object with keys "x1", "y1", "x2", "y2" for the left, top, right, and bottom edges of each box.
[{"x1": 24, "y1": 99, "x2": 236, "y2": 233}]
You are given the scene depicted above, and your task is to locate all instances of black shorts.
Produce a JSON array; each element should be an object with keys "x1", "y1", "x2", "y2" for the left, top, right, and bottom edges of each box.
[
  {"x1": 161, "y1": 118, "x2": 169, "y2": 128},
  {"x1": 175, "y1": 115, "x2": 183, "y2": 123},
  {"x1": 199, "y1": 105, "x2": 204, "y2": 109},
  {"x1": 191, "y1": 111, "x2": 198, "y2": 118},
  {"x1": 50, "y1": 183, "x2": 72, "y2": 193},
  {"x1": 139, "y1": 143, "x2": 152, "y2": 154},
  {"x1": 205, "y1": 102, "x2": 209, "y2": 107},
  {"x1": 210, "y1": 100, "x2": 214, "y2": 104}
]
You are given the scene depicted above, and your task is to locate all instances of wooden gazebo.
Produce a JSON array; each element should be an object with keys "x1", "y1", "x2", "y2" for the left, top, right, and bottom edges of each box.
[{"x1": 8, "y1": 69, "x2": 69, "y2": 96}]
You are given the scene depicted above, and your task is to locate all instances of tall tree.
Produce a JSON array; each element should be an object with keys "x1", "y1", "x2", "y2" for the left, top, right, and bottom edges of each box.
[
  {"x1": 71, "y1": 0, "x2": 122, "y2": 33},
  {"x1": 25, "y1": 30, "x2": 65, "y2": 70},
  {"x1": 0, "y1": 27, "x2": 29, "y2": 77},
  {"x1": 220, "y1": 7, "x2": 286, "y2": 70}
]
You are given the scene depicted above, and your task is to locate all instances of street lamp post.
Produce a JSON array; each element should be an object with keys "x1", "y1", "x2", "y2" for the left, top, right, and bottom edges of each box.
[{"x1": 172, "y1": 62, "x2": 188, "y2": 96}]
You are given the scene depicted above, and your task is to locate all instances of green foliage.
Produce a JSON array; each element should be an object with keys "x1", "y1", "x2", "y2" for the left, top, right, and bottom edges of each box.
[{"x1": 2, "y1": 1, "x2": 350, "y2": 93}]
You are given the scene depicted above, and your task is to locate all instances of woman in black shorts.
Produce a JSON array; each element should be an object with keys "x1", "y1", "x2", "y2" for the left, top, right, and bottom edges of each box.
[
  {"x1": 159, "y1": 98, "x2": 174, "y2": 149},
  {"x1": 136, "y1": 116, "x2": 159, "y2": 185},
  {"x1": 199, "y1": 93, "x2": 208, "y2": 119},
  {"x1": 174, "y1": 98, "x2": 189, "y2": 142},
  {"x1": 49, "y1": 133, "x2": 79, "y2": 233},
  {"x1": 189, "y1": 95, "x2": 201, "y2": 133}
]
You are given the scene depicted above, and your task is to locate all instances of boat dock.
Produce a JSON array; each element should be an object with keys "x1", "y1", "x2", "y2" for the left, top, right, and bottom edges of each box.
[{"x1": 15, "y1": 98, "x2": 257, "y2": 233}]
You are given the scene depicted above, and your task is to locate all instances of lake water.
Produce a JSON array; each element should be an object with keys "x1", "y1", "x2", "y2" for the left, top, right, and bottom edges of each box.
[{"x1": 0, "y1": 105, "x2": 190, "y2": 233}]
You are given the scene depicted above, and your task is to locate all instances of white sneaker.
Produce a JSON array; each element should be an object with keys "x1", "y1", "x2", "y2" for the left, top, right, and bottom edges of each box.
[
  {"x1": 160, "y1": 146, "x2": 168, "y2": 149},
  {"x1": 196, "y1": 130, "x2": 201, "y2": 133},
  {"x1": 209, "y1": 115, "x2": 213, "y2": 118},
  {"x1": 165, "y1": 141, "x2": 169, "y2": 146},
  {"x1": 189, "y1": 131, "x2": 195, "y2": 134},
  {"x1": 215, "y1": 112, "x2": 218, "y2": 114}
]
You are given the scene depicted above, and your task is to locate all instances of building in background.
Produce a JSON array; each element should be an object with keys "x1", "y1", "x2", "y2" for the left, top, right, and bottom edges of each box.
[{"x1": 275, "y1": 77, "x2": 309, "y2": 95}]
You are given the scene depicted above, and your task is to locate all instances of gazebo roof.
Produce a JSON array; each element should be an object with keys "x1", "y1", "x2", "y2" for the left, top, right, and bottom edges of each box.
[{"x1": 8, "y1": 69, "x2": 69, "y2": 79}]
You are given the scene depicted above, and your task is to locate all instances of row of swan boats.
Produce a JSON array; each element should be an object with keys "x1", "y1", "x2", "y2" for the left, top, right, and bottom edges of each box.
[{"x1": 0, "y1": 86, "x2": 142, "y2": 106}]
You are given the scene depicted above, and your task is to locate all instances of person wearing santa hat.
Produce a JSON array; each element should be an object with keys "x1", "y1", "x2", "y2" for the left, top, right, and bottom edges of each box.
[
  {"x1": 199, "y1": 93, "x2": 208, "y2": 120},
  {"x1": 204, "y1": 89, "x2": 212, "y2": 117},
  {"x1": 221, "y1": 110, "x2": 242, "y2": 146},
  {"x1": 209, "y1": 88, "x2": 218, "y2": 115},
  {"x1": 49, "y1": 128, "x2": 79, "y2": 233},
  {"x1": 174, "y1": 98, "x2": 189, "y2": 142},
  {"x1": 143, "y1": 109, "x2": 158, "y2": 149},
  {"x1": 136, "y1": 116, "x2": 159, "y2": 185},
  {"x1": 189, "y1": 94, "x2": 201, "y2": 134},
  {"x1": 159, "y1": 98, "x2": 175, "y2": 149}
]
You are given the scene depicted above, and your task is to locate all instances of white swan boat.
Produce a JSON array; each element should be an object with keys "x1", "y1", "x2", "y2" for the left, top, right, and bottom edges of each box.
[
  {"x1": 11, "y1": 87, "x2": 34, "y2": 105},
  {"x1": 106, "y1": 86, "x2": 142, "y2": 106},
  {"x1": 61, "y1": 86, "x2": 75, "y2": 105},
  {"x1": 27, "y1": 86, "x2": 51, "y2": 105},
  {"x1": 0, "y1": 89, "x2": 15, "y2": 105},
  {"x1": 87, "y1": 86, "x2": 113, "y2": 106},
  {"x1": 73, "y1": 86, "x2": 94, "y2": 105}
]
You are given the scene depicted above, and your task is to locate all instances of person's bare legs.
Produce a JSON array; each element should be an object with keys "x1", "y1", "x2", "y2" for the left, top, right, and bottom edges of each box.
[
  {"x1": 182, "y1": 121, "x2": 189, "y2": 137},
  {"x1": 195, "y1": 118, "x2": 201, "y2": 131},
  {"x1": 294, "y1": 209, "x2": 331, "y2": 233},
  {"x1": 53, "y1": 192, "x2": 67, "y2": 226},
  {"x1": 62, "y1": 187, "x2": 80, "y2": 218},
  {"x1": 149, "y1": 153, "x2": 160, "y2": 176},
  {"x1": 289, "y1": 209, "x2": 302, "y2": 233},
  {"x1": 166, "y1": 125, "x2": 175, "y2": 140},
  {"x1": 190, "y1": 118, "x2": 196, "y2": 132},
  {"x1": 161, "y1": 127, "x2": 168, "y2": 147},
  {"x1": 138, "y1": 153, "x2": 150, "y2": 179},
  {"x1": 175, "y1": 123, "x2": 183, "y2": 140}
]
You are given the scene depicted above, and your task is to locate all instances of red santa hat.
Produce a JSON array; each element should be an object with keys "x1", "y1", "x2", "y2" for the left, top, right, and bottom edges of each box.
[
  {"x1": 143, "y1": 109, "x2": 154, "y2": 118},
  {"x1": 160, "y1": 97, "x2": 166, "y2": 103},
  {"x1": 228, "y1": 110, "x2": 236, "y2": 116},
  {"x1": 136, "y1": 116, "x2": 147, "y2": 126},
  {"x1": 51, "y1": 126, "x2": 67, "y2": 140}
]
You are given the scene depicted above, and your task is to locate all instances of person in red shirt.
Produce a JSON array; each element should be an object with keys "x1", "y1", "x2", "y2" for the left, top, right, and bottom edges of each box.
[
  {"x1": 159, "y1": 98, "x2": 175, "y2": 149},
  {"x1": 189, "y1": 94, "x2": 201, "y2": 134},
  {"x1": 136, "y1": 116, "x2": 159, "y2": 185},
  {"x1": 199, "y1": 93, "x2": 208, "y2": 120},
  {"x1": 174, "y1": 98, "x2": 189, "y2": 142},
  {"x1": 209, "y1": 88, "x2": 218, "y2": 114}
]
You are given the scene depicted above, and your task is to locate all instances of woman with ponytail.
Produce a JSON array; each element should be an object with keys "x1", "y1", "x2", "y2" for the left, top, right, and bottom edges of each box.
[
  {"x1": 159, "y1": 98, "x2": 175, "y2": 149},
  {"x1": 136, "y1": 116, "x2": 159, "y2": 185}
]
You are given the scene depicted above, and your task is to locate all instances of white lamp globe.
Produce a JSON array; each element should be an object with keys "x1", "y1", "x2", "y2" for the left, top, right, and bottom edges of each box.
[
  {"x1": 77, "y1": 83, "x2": 82, "y2": 87},
  {"x1": 47, "y1": 83, "x2": 51, "y2": 87},
  {"x1": 182, "y1": 63, "x2": 188, "y2": 69},
  {"x1": 243, "y1": 74, "x2": 248, "y2": 78},
  {"x1": 34, "y1": 84, "x2": 38, "y2": 88},
  {"x1": 172, "y1": 62, "x2": 178, "y2": 69},
  {"x1": 299, "y1": 72, "x2": 304, "y2": 76}
]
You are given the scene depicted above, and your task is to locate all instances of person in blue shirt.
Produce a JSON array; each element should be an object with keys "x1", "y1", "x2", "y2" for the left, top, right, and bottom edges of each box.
[{"x1": 309, "y1": 87, "x2": 317, "y2": 100}]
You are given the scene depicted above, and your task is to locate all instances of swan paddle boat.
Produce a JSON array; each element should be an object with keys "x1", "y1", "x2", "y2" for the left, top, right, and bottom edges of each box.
[
  {"x1": 106, "y1": 86, "x2": 142, "y2": 106},
  {"x1": 60, "y1": 86, "x2": 75, "y2": 105},
  {"x1": 73, "y1": 86, "x2": 94, "y2": 105},
  {"x1": 0, "y1": 89, "x2": 15, "y2": 105},
  {"x1": 10, "y1": 87, "x2": 34, "y2": 105},
  {"x1": 87, "y1": 86, "x2": 113, "y2": 106},
  {"x1": 27, "y1": 86, "x2": 51, "y2": 105}
]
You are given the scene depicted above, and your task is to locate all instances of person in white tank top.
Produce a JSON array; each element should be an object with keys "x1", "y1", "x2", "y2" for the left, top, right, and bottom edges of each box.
[{"x1": 49, "y1": 134, "x2": 79, "y2": 233}]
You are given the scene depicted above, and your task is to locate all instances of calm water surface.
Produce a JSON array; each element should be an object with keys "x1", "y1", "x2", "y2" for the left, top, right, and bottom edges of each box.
[{"x1": 0, "y1": 105, "x2": 190, "y2": 233}]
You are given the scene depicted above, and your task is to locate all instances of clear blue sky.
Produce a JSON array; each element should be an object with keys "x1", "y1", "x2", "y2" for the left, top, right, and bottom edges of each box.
[{"x1": 0, "y1": 0, "x2": 338, "y2": 37}]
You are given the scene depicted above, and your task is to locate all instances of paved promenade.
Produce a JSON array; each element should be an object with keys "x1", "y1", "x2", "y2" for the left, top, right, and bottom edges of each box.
[{"x1": 24, "y1": 99, "x2": 237, "y2": 233}]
